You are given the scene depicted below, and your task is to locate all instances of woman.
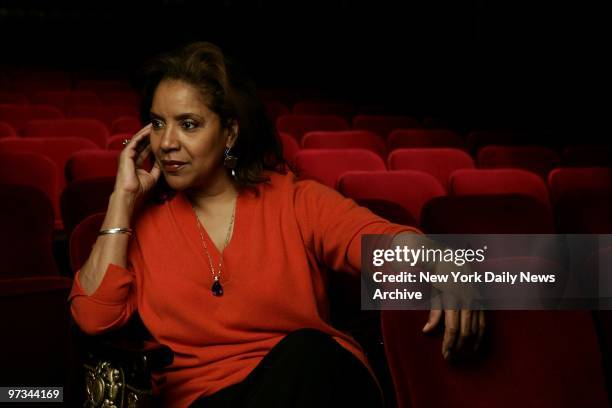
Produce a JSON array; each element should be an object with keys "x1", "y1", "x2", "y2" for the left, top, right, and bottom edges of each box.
[{"x1": 69, "y1": 42, "x2": 484, "y2": 408}]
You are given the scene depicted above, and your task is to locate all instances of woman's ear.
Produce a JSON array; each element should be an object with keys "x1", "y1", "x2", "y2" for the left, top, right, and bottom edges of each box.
[{"x1": 226, "y1": 120, "x2": 239, "y2": 149}]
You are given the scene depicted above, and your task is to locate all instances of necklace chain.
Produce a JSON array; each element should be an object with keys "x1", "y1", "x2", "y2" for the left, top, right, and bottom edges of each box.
[{"x1": 191, "y1": 198, "x2": 236, "y2": 283}]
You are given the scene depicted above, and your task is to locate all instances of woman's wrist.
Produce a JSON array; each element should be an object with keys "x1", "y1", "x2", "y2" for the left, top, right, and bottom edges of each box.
[{"x1": 104, "y1": 190, "x2": 138, "y2": 228}]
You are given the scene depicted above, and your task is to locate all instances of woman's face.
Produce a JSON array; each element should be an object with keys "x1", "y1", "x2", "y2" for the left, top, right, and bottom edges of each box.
[{"x1": 149, "y1": 79, "x2": 235, "y2": 191}]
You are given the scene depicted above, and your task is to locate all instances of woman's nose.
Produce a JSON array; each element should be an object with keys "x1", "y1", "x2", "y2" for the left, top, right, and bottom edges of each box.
[{"x1": 160, "y1": 126, "x2": 180, "y2": 151}]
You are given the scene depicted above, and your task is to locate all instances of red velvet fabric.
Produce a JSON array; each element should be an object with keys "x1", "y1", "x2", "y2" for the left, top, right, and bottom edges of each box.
[{"x1": 294, "y1": 148, "x2": 386, "y2": 188}]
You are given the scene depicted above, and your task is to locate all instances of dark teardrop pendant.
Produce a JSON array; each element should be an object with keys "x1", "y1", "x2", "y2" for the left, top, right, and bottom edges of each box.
[{"x1": 212, "y1": 280, "x2": 224, "y2": 296}]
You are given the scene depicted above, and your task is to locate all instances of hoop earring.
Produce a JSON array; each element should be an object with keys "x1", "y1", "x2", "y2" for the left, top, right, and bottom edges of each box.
[{"x1": 224, "y1": 147, "x2": 238, "y2": 178}]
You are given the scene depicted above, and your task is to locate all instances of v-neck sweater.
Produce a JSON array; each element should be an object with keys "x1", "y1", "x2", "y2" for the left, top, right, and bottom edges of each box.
[{"x1": 68, "y1": 170, "x2": 419, "y2": 408}]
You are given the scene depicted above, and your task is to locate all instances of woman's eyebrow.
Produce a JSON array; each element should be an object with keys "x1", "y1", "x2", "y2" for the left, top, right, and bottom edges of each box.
[
  {"x1": 149, "y1": 111, "x2": 204, "y2": 121},
  {"x1": 175, "y1": 113, "x2": 204, "y2": 121}
]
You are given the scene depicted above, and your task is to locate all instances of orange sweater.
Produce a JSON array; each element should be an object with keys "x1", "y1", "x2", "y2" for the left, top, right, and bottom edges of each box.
[{"x1": 69, "y1": 170, "x2": 419, "y2": 408}]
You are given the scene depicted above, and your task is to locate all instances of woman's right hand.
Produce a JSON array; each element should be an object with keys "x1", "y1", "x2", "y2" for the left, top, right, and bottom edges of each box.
[{"x1": 114, "y1": 123, "x2": 161, "y2": 204}]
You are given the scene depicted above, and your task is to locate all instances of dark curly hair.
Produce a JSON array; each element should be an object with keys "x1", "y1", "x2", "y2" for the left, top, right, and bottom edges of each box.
[{"x1": 140, "y1": 41, "x2": 288, "y2": 196}]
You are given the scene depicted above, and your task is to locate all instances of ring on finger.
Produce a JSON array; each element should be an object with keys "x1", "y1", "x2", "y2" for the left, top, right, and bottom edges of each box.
[{"x1": 122, "y1": 139, "x2": 131, "y2": 146}]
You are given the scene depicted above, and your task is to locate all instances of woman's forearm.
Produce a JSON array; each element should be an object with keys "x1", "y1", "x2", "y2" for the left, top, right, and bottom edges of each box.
[{"x1": 77, "y1": 190, "x2": 137, "y2": 295}]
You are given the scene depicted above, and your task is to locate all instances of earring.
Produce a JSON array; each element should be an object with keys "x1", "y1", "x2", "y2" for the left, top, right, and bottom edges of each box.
[{"x1": 224, "y1": 147, "x2": 238, "y2": 178}]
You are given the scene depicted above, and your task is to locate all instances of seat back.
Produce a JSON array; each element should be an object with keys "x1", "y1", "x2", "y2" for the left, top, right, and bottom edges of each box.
[
  {"x1": 61, "y1": 177, "x2": 115, "y2": 237},
  {"x1": 23, "y1": 118, "x2": 109, "y2": 148},
  {"x1": 449, "y1": 168, "x2": 551, "y2": 209},
  {"x1": 0, "y1": 184, "x2": 58, "y2": 276},
  {"x1": 65, "y1": 150, "x2": 120, "y2": 182},
  {"x1": 276, "y1": 114, "x2": 350, "y2": 141},
  {"x1": 338, "y1": 170, "x2": 445, "y2": 225},
  {"x1": 31, "y1": 90, "x2": 101, "y2": 112},
  {"x1": 0, "y1": 151, "x2": 60, "y2": 227},
  {"x1": 389, "y1": 148, "x2": 475, "y2": 190},
  {"x1": 294, "y1": 149, "x2": 386, "y2": 188},
  {"x1": 278, "y1": 131, "x2": 300, "y2": 163},
  {"x1": 0, "y1": 104, "x2": 64, "y2": 132},
  {"x1": 421, "y1": 194, "x2": 555, "y2": 234},
  {"x1": 548, "y1": 167, "x2": 612, "y2": 233},
  {"x1": 68, "y1": 105, "x2": 139, "y2": 129},
  {"x1": 477, "y1": 145, "x2": 560, "y2": 179},
  {"x1": 302, "y1": 130, "x2": 386, "y2": 158},
  {"x1": 382, "y1": 309, "x2": 609, "y2": 408}
]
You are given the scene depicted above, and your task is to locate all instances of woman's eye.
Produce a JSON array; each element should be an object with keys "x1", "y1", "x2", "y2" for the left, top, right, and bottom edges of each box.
[
  {"x1": 151, "y1": 119, "x2": 163, "y2": 129},
  {"x1": 181, "y1": 121, "x2": 197, "y2": 130}
]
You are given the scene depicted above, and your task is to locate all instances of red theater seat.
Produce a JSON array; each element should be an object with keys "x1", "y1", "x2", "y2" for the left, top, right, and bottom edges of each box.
[
  {"x1": 279, "y1": 131, "x2": 300, "y2": 163},
  {"x1": 0, "y1": 137, "x2": 100, "y2": 229},
  {"x1": 302, "y1": 130, "x2": 386, "y2": 158},
  {"x1": 477, "y1": 145, "x2": 560, "y2": 179},
  {"x1": 338, "y1": 170, "x2": 444, "y2": 225},
  {"x1": 292, "y1": 101, "x2": 354, "y2": 118},
  {"x1": 70, "y1": 213, "x2": 105, "y2": 272},
  {"x1": 382, "y1": 310, "x2": 609, "y2": 408},
  {"x1": 0, "y1": 151, "x2": 59, "y2": 228},
  {"x1": 0, "y1": 184, "x2": 58, "y2": 277},
  {"x1": 548, "y1": 167, "x2": 612, "y2": 233},
  {"x1": 294, "y1": 149, "x2": 386, "y2": 188},
  {"x1": 548, "y1": 167, "x2": 612, "y2": 197},
  {"x1": 65, "y1": 150, "x2": 120, "y2": 182},
  {"x1": 276, "y1": 114, "x2": 350, "y2": 142},
  {"x1": 421, "y1": 194, "x2": 555, "y2": 234},
  {"x1": 23, "y1": 119, "x2": 109, "y2": 148},
  {"x1": 0, "y1": 121, "x2": 16, "y2": 138},
  {"x1": 387, "y1": 129, "x2": 465, "y2": 150},
  {"x1": 68, "y1": 105, "x2": 139, "y2": 129},
  {"x1": 31, "y1": 90, "x2": 101, "y2": 113},
  {"x1": 0, "y1": 104, "x2": 64, "y2": 133},
  {"x1": 351, "y1": 115, "x2": 421, "y2": 138},
  {"x1": 61, "y1": 177, "x2": 115, "y2": 238},
  {"x1": 389, "y1": 148, "x2": 475, "y2": 190},
  {"x1": 111, "y1": 116, "x2": 141, "y2": 135},
  {"x1": 449, "y1": 168, "x2": 551, "y2": 209}
]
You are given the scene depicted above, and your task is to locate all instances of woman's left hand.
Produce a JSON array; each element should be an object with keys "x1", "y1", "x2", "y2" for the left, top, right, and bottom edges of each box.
[{"x1": 422, "y1": 308, "x2": 485, "y2": 360}]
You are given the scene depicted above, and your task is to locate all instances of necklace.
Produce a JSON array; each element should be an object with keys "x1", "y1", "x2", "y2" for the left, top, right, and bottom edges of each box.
[{"x1": 191, "y1": 197, "x2": 236, "y2": 296}]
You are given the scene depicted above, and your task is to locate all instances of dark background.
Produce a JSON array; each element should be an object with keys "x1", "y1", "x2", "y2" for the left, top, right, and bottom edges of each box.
[{"x1": 0, "y1": 0, "x2": 606, "y2": 136}]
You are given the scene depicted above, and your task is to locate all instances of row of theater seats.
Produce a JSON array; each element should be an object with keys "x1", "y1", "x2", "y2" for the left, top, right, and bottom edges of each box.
[
  {"x1": 0, "y1": 105, "x2": 140, "y2": 135},
  {"x1": 1, "y1": 134, "x2": 609, "y2": 229},
  {"x1": 2, "y1": 102, "x2": 610, "y2": 168},
  {"x1": 1, "y1": 142, "x2": 609, "y2": 277}
]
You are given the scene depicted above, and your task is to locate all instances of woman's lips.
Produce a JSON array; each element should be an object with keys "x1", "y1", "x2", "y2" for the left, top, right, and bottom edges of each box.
[{"x1": 161, "y1": 160, "x2": 187, "y2": 172}]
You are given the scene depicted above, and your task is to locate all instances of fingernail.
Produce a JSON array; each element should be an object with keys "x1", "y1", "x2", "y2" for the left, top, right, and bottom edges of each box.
[
  {"x1": 443, "y1": 351, "x2": 450, "y2": 360},
  {"x1": 422, "y1": 323, "x2": 429, "y2": 332}
]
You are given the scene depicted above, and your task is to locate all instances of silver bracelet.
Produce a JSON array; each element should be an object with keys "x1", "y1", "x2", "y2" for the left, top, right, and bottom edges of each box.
[{"x1": 98, "y1": 227, "x2": 133, "y2": 236}]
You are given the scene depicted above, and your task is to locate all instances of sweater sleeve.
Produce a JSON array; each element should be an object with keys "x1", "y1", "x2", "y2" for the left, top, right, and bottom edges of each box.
[
  {"x1": 68, "y1": 237, "x2": 141, "y2": 335},
  {"x1": 294, "y1": 180, "x2": 421, "y2": 275}
]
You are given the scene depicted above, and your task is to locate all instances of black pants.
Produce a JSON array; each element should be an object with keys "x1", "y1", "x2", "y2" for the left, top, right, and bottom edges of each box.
[{"x1": 189, "y1": 328, "x2": 384, "y2": 408}]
